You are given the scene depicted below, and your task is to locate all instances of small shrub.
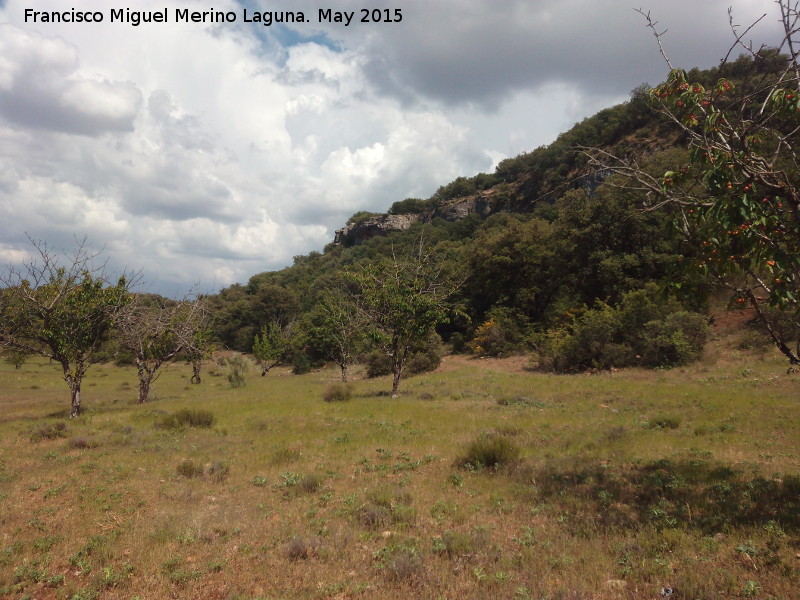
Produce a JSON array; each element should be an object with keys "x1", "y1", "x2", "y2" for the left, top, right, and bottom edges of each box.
[
  {"x1": 157, "y1": 409, "x2": 215, "y2": 429},
  {"x1": 68, "y1": 437, "x2": 100, "y2": 450},
  {"x1": 176, "y1": 459, "x2": 203, "y2": 478},
  {"x1": 456, "y1": 433, "x2": 521, "y2": 471},
  {"x1": 297, "y1": 473, "x2": 323, "y2": 494},
  {"x1": 365, "y1": 351, "x2": 392, "y2": 378},
  {"x1": 269, "y1": 447, "x2": 301, "y2": 465},
  {"x1": 285, "y1": 537, "x2": 310, "y2": 561},
  {"x1": 385, "y1": 549, "x2": 423, "y2": 581},
  {"x1": 322, "y1": 382, "x2": 352, "y2": 402},
  {"x1": 29, "y1": 422, "x2": 68, "y2": 443},
  {"x1": 434, "y1": 528, "x2": 489, "y2": 558},
  {"x1": 359, "y1": 504, "x2": 390, "y2": 529},
  {"x1": 224, "y1": 354, "x2": 250, "y2": 388},
  {"x1": 646, "y1": 415, "x2": 681, "y2": 430},
  {"x1": 204, "y1": 461, "x2": 230, "y2": 482}
]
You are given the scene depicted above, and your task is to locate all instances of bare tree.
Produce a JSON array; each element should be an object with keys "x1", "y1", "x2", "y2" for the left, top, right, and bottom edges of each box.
[
  {"x1": 0, "y1": 237, "x2": 133, "y2": 417},
  {"x1": 116, "y1": 293, "x2": 209, "y2": 403}
]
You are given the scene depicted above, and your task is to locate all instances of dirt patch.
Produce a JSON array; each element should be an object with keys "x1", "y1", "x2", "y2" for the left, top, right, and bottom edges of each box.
[{"x1": 435, "y1": 354, "x2": 530, "y2": 374}]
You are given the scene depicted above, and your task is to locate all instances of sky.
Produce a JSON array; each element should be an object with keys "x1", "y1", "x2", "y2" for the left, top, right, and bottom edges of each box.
[{"x1": 0, "y1": 0, "x2": 786, "y2": 296}]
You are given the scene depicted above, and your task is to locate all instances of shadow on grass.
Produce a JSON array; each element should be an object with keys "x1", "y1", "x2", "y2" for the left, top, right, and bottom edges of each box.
[{"x1": 516, "y1": 458, "x2": 800, "y2": 533}]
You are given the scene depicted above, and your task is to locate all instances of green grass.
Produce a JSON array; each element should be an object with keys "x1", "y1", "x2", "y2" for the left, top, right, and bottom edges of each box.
[{"x1": 0, "y1": 348, "x2": 798, "y2": 599}]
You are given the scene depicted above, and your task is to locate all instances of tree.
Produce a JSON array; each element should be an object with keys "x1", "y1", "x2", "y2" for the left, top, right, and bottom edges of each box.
[
  {"x1": 586, "y1": 1, "x2": 800, "y2": 364},
  {"x1": 185, "y1": 325, "x2": 214, "y2": 384},
  {"x1": 304, "y1": 283, "x2": 368, "y2": 382},
  {"x1": 0, "y1": 238, "x2": 132, "y2": 417},
  {"x1": 252, "y1": 320, "x2": 294, "y2": 376},
  {"x1": 350, "y1": 236, "x2": 461, "y2": 397},
  {"x1": 117, "y1": 293, "x2": 209, "y2": 403}
]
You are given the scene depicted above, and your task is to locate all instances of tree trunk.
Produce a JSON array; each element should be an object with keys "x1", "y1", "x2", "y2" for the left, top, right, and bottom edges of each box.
[
  {"x1": 63, "y1": 361, "x2": 85, "y2": 418},
  {"x1": 70, "y1": 381, "x2": 82, "y2": 418},
  {"x1": 138, "y1": 375, "x2": 152, "y2": 404},
  {"x1": 340, "y1": 363, "x2": 348, "y2": 383},
  {"x1": 391, "y1": 367, "x2": 401, "y2": 398},
  {"x1": 190, "y1": 360, "x2": 202, "y2": 384},
  {"x1": 136, "y1": 362, "x2": 156, "y2": 403}
]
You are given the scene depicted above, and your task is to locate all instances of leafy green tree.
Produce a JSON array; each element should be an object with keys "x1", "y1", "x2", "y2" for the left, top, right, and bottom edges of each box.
[
  {"x1": 350, "y1": 237, "x2": 461, "y2": 397},
  {"x1": 252, "y1": 320, "x2": 294, "y2": 376},
  {"x1": 117, "y1": 294, "x2": 209, "y2": 403},
  {"x1": 588, "y1": 3, "x2": 800, "y2": 364},
  {"x1": 0, "y1": 238, "x2": 132, "y2": 417},
  {"x1": 2, "y1": 347, "x2": 29, "y2": 369},
  {"x1": 304, "y1": 285, "x2": 368, "y2": 382}
]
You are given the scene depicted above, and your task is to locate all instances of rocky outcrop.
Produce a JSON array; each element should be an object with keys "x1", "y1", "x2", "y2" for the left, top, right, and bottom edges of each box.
[
  {"x1": 334, "y1": 191, "x2": 499, "y2": 246},
  {"x1": 334, "y1": 213, "x2": 421, "y2": 246}
]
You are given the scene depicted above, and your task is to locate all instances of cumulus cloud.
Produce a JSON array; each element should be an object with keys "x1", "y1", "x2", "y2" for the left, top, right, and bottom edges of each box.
[{"x1": 0, "y1": 25, "x2": 142, "y2": 135}]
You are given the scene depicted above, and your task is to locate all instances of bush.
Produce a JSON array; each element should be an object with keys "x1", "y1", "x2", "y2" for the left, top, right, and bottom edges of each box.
[
  {"x1": 322, "y1": 382, "x2": 352, "y2": 402},
  {"x1": 177, "y1": 459, "x2": 229, "y2": 481},
  {"x1": 176, "y1": 459, "x2": 204, "y2": 478},
  {"x1": 224, "y1": 354, "x2": 250, "y2": 388},
  {"x1": 405, "y1": 344, "x2": 442, "y2": 375},
  {"x1": 365, "y1": 351, "x2": 392, "y2": 378},
  {"x1": 646, "y1": 415, "x2": 682, "y2": 430},
  {"x1": 536, "y1": 284, "x2": 708, "y2": 372},
  {"x1": 28, "y1": 422, "x2": 68, "y2": 443},
  {"x1": 470, "y1": 308, "x2": 530, "y2": 357},
  {"x1": 365, "y1": 332, "x2": 443, "y2": 378},
  {"x1": 68, "y1": 436, "x2": 100, "y2": 449},
  {"x1": 285, "y1": 537, "x2": 311, "y2": 561},
  {"x1": 456, "y1": 433, "x2": 521, "y2": 471},
  {"x1": 158, "y1": 409, "x2": 215, "y2": 429}
]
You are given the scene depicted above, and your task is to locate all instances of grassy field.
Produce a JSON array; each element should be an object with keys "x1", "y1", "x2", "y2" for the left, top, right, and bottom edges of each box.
[{"x1": 0, "y1": 338, "x2": 798, "y2": 599}]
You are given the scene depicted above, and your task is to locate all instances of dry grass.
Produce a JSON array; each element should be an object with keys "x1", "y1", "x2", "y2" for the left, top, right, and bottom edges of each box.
[{"x1": 0, "y1": 337, "x2": 798, "y2": 599}]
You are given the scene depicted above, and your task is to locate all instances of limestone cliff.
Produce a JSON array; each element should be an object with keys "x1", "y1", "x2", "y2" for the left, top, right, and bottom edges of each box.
[{"x1": 334, "y1": 190, "x2": 499, "y2": 246}]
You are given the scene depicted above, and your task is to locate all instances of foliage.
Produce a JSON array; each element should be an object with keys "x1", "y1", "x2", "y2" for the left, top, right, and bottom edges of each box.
[
  {"x1": 224, "y1": 354, "x2": 250, "y2": 388},
  {"x1": 389, "y1": 197, "x2": 431, "y2": 215},
  {"x1": 349, "y1": 237, "x2": 461, "y2": 396},
  {"x1": 2, "y1": 348, "x2": 29, "y2": 369},
  {"x1": 322, "y1": 382, "x2": 353, "y2": 402},
  {"x1": 456, "y1": 433, "x2": 521, "y2": 471},
  {"x1": 470, "y1": 307, "x2": 530, "y2": 357},
  {"x1": 252, "y1": 321, "x2": 294, "y2": 376},
  {"x1": 303, "y1": 283, "x2": 368, "y2": 381},
  {"x1": 0, "y1": 237, "x2": 132, "y2": 416},
  {"x1": 537, "y1": 285, "x2": 708, "y2": 372},
  {"x1": 157, "y1": 408, "x2": 215, "y2": 429},
  {"x1": 588, "y1": 4, "x2": 800, "y2": 363}
]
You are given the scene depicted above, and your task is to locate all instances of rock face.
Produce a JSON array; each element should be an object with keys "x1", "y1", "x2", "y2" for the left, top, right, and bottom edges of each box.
[
  {"x1": 334, "y1": 213, "x2": 421, "y2": 246},
  {"x1": 334, "y1": 191, "x2": 498, "y2": 246}
]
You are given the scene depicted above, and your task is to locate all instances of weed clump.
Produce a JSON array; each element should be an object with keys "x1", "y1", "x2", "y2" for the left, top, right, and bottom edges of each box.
[
  {"x1": 456, "y1": 433, "x2": 521, "y2": 471},
  {"x1": 285, "y1": 536, "x2": 312, "y2": 560},
  {"x1": 375, "y1": 540, "x2": 424, "y2": 581},
  {"x1": 68, "y1": 436, "x2": 100, "y2": 450},
  {"x1": 646, "y1": 415, "x2": 681, "y2": 430},
  {"x1": 357, "y1": 485, "x2": 416, "y2": 529},
  {"x1": 28, "y1": 421, "x2": 68, "y2": 443},
  {"x1": 322, "y1": 382, "x2": 352, "y2": 402},
  {"x1": 176, "y1": 459, "x2": 229, "y2": 482},
  {"x1": 433, "y1": 528, "x2": 489, "y2": 558},
  {"x1": 157, "y1": 409, "x2": 215, "y2": 429},
  {"x1": 176, "y1": 459, "x2": 203, "y2": 478}
]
